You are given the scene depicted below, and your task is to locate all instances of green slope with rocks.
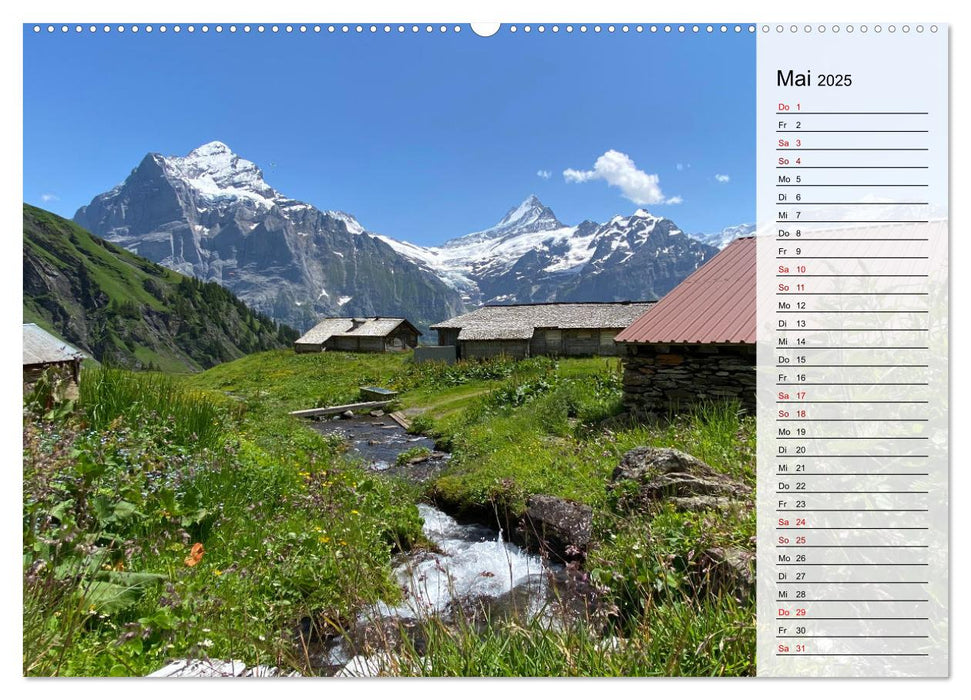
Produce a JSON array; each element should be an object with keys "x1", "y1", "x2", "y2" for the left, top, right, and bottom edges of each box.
[{"x1": 23, "y1": 203, "x2": 298, "y2": 372}]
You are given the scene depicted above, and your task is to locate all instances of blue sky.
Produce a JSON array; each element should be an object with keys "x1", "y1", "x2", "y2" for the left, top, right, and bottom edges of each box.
[{"x1": 23, "y1": 25, "x2": 754, "y2": 245}]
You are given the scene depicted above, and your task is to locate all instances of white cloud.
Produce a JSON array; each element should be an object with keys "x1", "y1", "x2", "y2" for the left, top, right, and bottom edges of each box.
[
  {"x1": 715, "y1": 174, "x2": 731, "y2": 183},
  {"x1": 536, "y1": 169, "x2": 551, "y2": 180},
  {"x1": 40, "y1": 193, "x2": 59, "y2": 202},
  {"x1": 676, "y1": 163, "x2": 684, "y2": 171},
  {"x1": 563, "y1": 150, "x2": 680, "y2": 205}
]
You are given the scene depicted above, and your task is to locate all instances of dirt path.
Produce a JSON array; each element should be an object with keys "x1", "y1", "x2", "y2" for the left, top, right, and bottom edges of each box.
[{"x1": 402, "y1": 387, "x2": 492, "y2": 420}]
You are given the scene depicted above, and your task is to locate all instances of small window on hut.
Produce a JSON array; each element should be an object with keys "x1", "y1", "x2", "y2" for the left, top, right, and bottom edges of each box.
[
  {"x1": 600, "y1": 330, "x2": 616, "y2": 346},
  {"x1": 546, "y1": 329, "x2": 562, "y2": 344}
]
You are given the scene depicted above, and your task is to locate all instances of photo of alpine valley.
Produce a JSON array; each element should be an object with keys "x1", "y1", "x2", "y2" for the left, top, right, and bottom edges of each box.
[{"x1": 23, "y1": 24, "x2": 756, "y2": 677}]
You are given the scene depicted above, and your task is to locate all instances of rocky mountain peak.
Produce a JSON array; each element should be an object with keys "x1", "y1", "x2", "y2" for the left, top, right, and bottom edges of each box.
[
  {"x1": 492, "y1": 194, "x2": 563, "y2": 234},
  {"x1": 72, "y1": 142, "x2": 465, "y2": 331},
  {"x1": 157, "y1": 141, "x2": 277, "y2": 206},
  {"x1": 187, "y1": 140, "x2": 233, "y2": 157},
  {"x1": 443, "y1": 194, "x2": 565, "y2": 249}
]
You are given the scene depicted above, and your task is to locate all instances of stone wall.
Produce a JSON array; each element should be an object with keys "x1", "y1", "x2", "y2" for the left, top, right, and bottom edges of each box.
[{"x1": 621, "y1": 343, "x2": 755, "y2": 416}]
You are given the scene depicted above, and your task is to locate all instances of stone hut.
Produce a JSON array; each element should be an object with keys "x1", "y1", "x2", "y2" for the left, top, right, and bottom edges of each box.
[
  {"x1": 23, "y1": 323, "x2": 85, "y2": 399},
  {"x1": 615, "y1": 237, "x2": 756, "y2": 416},
  {"x1": 294, "y1": 317, "x2": 420, "y2": 354},
  {"x1": 430, "y1": 302, "x2": 655, "y2": 360}
]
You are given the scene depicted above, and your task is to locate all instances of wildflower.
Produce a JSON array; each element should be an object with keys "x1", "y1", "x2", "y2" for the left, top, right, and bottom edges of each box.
[
  {"x1": 114, "y1": 560, "x2": 125, "y2": 571},
  {"x1": 184, "y1": 542, "x2": 205, "y2": 567},
  {"x1": 214, "y1": 569, "x2": 223, "y2": 576},
  {"x1": 351, "y1": 510, "x2": 359, "y2": 516},
  {"x1": 319, "y1": 536, "x2": 331, "y2": 543}
]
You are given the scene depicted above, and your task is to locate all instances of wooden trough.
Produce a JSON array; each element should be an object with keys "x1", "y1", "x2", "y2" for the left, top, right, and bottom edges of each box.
[{"x1": 359, "y1": 386, "x2": 399, "y2": 401}]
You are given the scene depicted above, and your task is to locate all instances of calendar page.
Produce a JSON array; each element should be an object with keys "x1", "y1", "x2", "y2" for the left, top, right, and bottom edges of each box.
[{"x1": 19, "y1": 12, "x2": 949, "y2": 681}]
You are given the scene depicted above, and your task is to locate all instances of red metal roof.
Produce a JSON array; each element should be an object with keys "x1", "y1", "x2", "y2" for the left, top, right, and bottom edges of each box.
[{"x1": 615, "y1": 236, "x2": 756, "y2": 344}]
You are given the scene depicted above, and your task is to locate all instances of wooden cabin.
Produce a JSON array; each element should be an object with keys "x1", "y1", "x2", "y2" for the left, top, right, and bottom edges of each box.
[
  {"x1": 430, "y1": 302, "x2": 655, "y2": 360},
  {"x1": 294, "y1": 317, "x2": 420, "y2": 354},
  {"x1": 23, "y1": 323, "x2": 85, "y2": 400}
]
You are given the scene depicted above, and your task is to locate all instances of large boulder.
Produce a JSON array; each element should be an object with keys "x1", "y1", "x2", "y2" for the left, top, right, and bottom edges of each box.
[
  {"x1": 518, "y1": 495, "x2": 593, "y2": 562},
  {"x1": 696, "y1": 546, "x2": 756, "y2": 600},
  {"x1": 610, "y1": 447, "x2": 752, "y2": 513}
]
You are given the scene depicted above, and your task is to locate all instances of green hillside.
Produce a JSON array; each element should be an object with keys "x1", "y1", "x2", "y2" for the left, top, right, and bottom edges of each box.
[{"x1": 23, "y1": 203, "x2": 298, "y2": 372}]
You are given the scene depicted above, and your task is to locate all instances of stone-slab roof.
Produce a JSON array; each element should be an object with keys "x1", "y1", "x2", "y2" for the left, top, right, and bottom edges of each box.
[
  {"x1": 295, "y1": 318, "x2": 356, "y2": 345},
  {"x1": 432, "y1": 302, "x2": 655, "y2": 342},
  {"x1": 295, "y1": 317, "x2": 418, "y2": 345},
  {"x1": 23, "y1": 323, "x2": 84, "y2": 366}
]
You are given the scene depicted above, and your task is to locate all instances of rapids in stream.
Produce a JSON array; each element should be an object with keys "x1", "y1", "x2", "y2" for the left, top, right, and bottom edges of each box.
[{"x1": 308, "y1": 415, "x2": 566, "y2": 674}]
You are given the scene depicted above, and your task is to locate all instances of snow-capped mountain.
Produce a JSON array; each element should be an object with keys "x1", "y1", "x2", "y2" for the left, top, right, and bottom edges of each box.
[
  {"x1": 373, "y1": 195, "x2": 576, "y2": 303},
  {"x1": 73, "y1": 142, "x2": 464, "y2": 331},
  {"x1": 446, "y1": 194, "x2": 566, "y2": 245},
  {"x1": 378, "y1": 195, "x2": 718, "y2": 306},
  {"x1": 688, "y1": 223, "x2": 756, "y2": 250},
  {"x1": 73, "y1": 142, "x2": 723, "y2": 328}
]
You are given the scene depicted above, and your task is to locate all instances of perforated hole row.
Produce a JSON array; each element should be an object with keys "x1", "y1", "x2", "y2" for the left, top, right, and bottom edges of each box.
[
  {"x1": 760, "y1": 24, "x2": 937, "y2": 34},
  {"x1": 31, "y1": 24, "x2": 939, "y2": 35},
  {"x1": 29, "y1": 24, "x2": 763, "y2": 35}
]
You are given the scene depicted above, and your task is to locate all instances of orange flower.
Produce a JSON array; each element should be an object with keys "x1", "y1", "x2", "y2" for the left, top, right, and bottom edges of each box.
[{"x1": 184, "y1": 542, "x2": 205, "y2": 567}]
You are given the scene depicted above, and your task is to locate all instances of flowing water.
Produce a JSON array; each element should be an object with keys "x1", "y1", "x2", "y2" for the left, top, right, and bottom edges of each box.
[
  {"x1": 374, "y1": 503, "x2": 551, "y2": 620},
  {"x1": 313, "y1": 414, "x2": 451, "y2": 481},
  {"x1": 308, "y1": 416, "x2": 565, "y2": 674}
]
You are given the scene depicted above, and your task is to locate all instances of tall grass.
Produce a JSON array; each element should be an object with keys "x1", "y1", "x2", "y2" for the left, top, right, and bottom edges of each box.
[
  {"x1": 646, "y1": 400, "x2": 756, "y2": 486},
  {"x1": 369, "y1": 552, "x2": 754, "y2": 678},
  {"x1": 389, "y1": 597, "x2": 754, "y2": 677},
  {"x1": 78, "y1": 367, "x2": 227, "y2": 449}
]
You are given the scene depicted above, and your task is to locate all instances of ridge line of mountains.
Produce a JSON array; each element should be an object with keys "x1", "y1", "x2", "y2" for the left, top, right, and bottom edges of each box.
[
  {"x1": 23, "y1": 203, "x2": 299, "y2": 372},
  {"x1": 66, "y1": 141, "x2": 752, "y2": 333}
]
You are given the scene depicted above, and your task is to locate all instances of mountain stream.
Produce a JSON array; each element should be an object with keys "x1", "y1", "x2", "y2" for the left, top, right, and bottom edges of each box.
[{"x1": 308, "y1": 415, "x2": 565, "y2": 675}]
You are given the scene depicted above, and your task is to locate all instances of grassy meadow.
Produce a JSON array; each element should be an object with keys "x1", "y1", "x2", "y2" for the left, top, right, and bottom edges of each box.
[{"x1": 23, "y1": 349, "x2": 755, "y2": 676}]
